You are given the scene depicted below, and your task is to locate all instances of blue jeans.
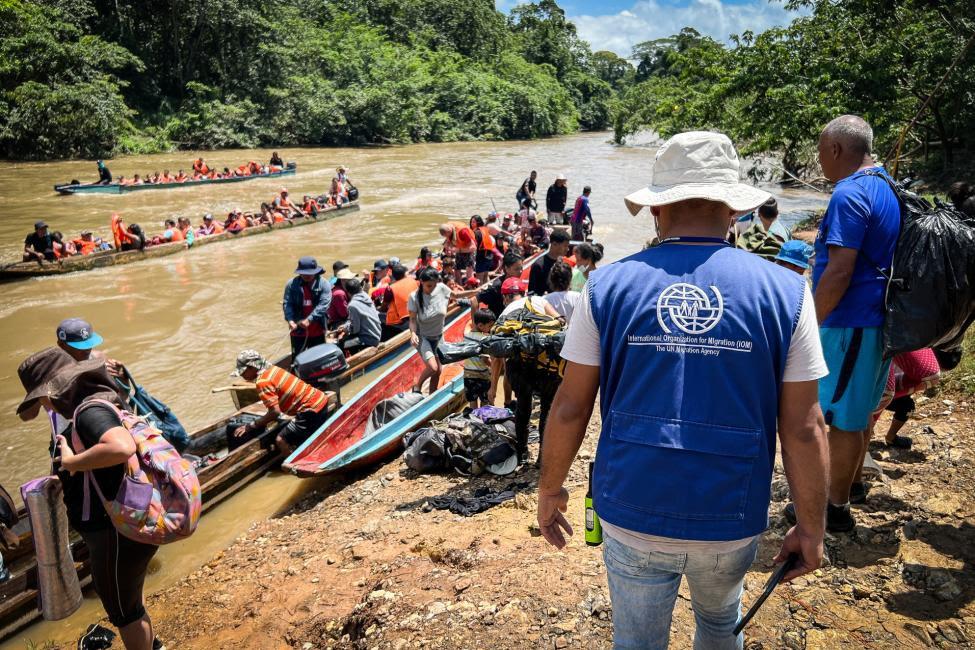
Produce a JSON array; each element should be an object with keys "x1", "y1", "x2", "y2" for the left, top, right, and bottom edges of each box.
[{"x1": 603, "y1": 534, "x2": 760, "y2": 649}]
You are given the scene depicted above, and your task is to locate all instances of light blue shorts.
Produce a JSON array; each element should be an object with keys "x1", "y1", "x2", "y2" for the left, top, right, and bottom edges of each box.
[{"x1": 819, "y1": 327, "x2": 892, "y2": 431}]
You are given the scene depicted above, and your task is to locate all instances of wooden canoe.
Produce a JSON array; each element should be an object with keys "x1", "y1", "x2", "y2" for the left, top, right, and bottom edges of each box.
[
  {"x1": 282, "y1": 312, "x2": 471, "y2": 477},
  {"x1": 54, "y1": 163, "x2": 297, "y2": 195},
  {"x1": 0, "y1": 393, "x2": 336, "y2": 642},
  {"x1": 0, "y1": 201, "x2": 359, "y2": 283}
]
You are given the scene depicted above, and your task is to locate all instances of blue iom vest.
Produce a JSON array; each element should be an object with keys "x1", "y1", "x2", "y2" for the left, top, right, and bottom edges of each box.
[{"x1": 589, "y1": 241, "x2": 806, "y2": 541}]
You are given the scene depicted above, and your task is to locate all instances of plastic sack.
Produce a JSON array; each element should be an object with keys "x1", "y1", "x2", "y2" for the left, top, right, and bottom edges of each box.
[
  {"x1": 882, "y1": 185, "x2": 975, "y2": 357},
  {"x1": 366, "y1": 391, "x2": 425, "y2": 435},
  {"x1": 403, "y1": 427, "x2": 449, "y2": 473},
  {"x1": 435, "y1": 339, "x2": 485, "y2": 364}
]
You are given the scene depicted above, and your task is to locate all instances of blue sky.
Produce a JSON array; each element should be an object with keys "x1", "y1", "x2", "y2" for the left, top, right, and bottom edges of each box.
[{"x1": 496, "y1": 1, "x2": 807, "y2": 58}]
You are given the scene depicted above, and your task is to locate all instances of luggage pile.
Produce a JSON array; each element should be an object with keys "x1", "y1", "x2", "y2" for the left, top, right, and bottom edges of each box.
[{"x1": 404, "y1": 406, "x2": 518, "y2": 477}]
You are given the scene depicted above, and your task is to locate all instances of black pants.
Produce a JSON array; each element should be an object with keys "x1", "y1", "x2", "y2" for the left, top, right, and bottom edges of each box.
[
  {"x1": 80, "y1": 528, "x2": 158, "y2": 627},
  {"x1": 281, "y1": 406, "x2": 332, "y2": 448},
  {"x1": 506, "y1": 360, "x2": 562, "y2": 457},
  {"x1": 381, "y1": 319, "x2": 409, "y2": 342},
  {"x1": 290, "y1": 332, "x2": 326, "y2": 359}
]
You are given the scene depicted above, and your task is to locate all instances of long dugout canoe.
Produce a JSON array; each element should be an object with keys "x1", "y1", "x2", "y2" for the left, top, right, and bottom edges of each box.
[
  {"x1": 0, "y1": 201, "x2": 360, "y2": 283},
  {"x1": 54, "y1": 163, "x2": 297, "y2": 195}
]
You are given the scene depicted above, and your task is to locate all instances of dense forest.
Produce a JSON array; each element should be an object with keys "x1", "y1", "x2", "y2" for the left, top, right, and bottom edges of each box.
[
  {"x1": 0, "y1": 0, "x2": 614, "y2": 159},
  {"x1": 1, "y1": 0, "x2": 973, "y2": 181},
  {"x1": 612, "y1": 0, "x2": 975, "y2": 181}
]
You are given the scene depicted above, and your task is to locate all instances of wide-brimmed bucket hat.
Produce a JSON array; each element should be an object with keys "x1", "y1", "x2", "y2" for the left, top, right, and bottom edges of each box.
[
  {"x1": 624, "y1": 131, "x2": 770, "y2": 216},
  {"x1": 17, "y1": 347, "x2": 76, "y2": 416},
  {"x1": 37, "y1": 358, "x2": 121, "y2": 418}
]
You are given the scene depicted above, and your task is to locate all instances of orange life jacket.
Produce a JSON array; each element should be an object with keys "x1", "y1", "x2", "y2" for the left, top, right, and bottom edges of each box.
[
  {"x1": 476, "y1": 226, "x2": 496, "y2": 252},
  {"x1": 269, "y1": 165, "x2": 282, "y2": 173},
  {"x1": 386, "y1": 277, "x2": 418, "y2": 325},
  {"x1": 169, "y1": 228, "x2": 184, "y2": 242},
  {"x1": 237, "y1": 165, "x2": 250, "y2": 176},
  {"x1": 72, "y1": 238, "x2": 97, "y2": 255},
  {"x1": 248, "y1": 161, "x2": 260, "y2": 174},
  {"x1": 111, "y1": 214, "x2": 126, "y2": 249},
  {"x1": 302, "y1": 199, "x2": 317, "y2": 214}
]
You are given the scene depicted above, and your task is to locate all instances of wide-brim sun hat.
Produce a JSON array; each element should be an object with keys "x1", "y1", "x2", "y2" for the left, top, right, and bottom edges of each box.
[
  {"x1": 623, "y1": 131, "x2": 771, "y2": 217},
  {"x1": 336, "y1": 268, "x2": 357, "y2": 280},
  {"x1": 16, "y1": 347, "x2": 76, "y2": 416}
]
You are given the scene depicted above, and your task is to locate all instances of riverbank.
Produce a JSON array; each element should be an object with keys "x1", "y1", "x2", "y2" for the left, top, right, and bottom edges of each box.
[{"x1": 33, "y1": 395, "x2": 974, "y2": 649}]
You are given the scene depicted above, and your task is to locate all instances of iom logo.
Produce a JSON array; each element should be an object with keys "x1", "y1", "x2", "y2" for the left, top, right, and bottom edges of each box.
[{"x1": 657, "y1": 283, "x2": 724, "y2": 335}]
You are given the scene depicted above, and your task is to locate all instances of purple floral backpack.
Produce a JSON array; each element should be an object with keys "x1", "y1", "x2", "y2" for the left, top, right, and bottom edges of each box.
[{"x1": 72, "y1": 399, "x2": 201, "y2": 545}]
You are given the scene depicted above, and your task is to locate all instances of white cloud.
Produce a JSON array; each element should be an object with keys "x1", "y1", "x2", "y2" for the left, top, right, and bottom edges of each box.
[{"x1": 570, "y1": 0, "x2": 806, "y2": 58}]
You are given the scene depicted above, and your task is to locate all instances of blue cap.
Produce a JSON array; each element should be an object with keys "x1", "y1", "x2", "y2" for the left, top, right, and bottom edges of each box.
[
  {"x1": 295, "y1": 256, "x2": 323, "y2": 276},
  {"x1": 775, "y1": 240, "x2": 812, "y2": 270},
  {"x1": 56, "y1": 318, "x2": 103, "y2": 350}
]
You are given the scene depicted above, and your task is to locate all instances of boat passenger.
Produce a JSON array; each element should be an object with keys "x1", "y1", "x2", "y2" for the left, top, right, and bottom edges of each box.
[
  {"x1": 283, "y1": 256, "x2": 331, "y2": 358},
  {"x1": 439, "y1": 222, "x2": 477, "y2": 284},
  {"x1": 17, "y1": 354, "x2": 164, "y2": 650},
  {"x1": 235, "y1": 165, "x2": 250, "y2": 177},
  {"x1": 248, "y1": 161, "x2": 261, "y2": 175},
  {"x1": 117, "y1": 176, "x2": 130, "y2": 186},
  {"x1": 381, "y1": 264, "x2": 417, "y2": 341},
  {"x1": 150, "y1": 172, "x2": 161, "y2": 184},
  {"x1": 175, "y1": 170, "x2": 187, "y2": 183},
  {"x1": 329, "y1": 268, "x2": 355, "y2": 328},
  {"x1": 197, "y1": 213, "x2": 224, "y2": 237},
  {"x1": 23, "y1": 221, "x2": 56, "y2": 262},
  {"x1": 476, "y1": 250, "x2": 524, "y2": 318},
  {"x1": 51, "y1": 231, "x2": 73, "y2": 258},
  {"x1": 412, "y1": 247, "x2": 441, "y2": 276},
  {"x1": 160, "y1": 170, "x2": 173, "y2": 183},
  {"x1": 232, "y1": 350, "x2": 331, "y2": 454},
  {"x1": 96, "y1": 160, "x2": 112, "y2": 185},
  {"x1": 177, "y1": 217, "x2": 195, "y2": 246},
  {"x1": 111, "y1": 214, "x2": 144, "y2": 251},
  {"x1": 301, "y1": 195, "x2": 319, "y2": 217},
  {"x1": 131, "y1": 174, "x2": 143, "y2": 186},
  {"x1": 470, "y1": 214, "x2": 498, "y2": 284},
  {"x1": 71, "y1": 231, "x2": 99, "y2": 256},
  {"x1": 336, "y1": 166, "x2": 349, "y2": 187},
  {"x1": 152, "y1": 219, "x2": 184, "y2": 245},
  {"x1": 407, "y1": 267, "x2": 477, "y2": 394},
  {"x1": 340, "y1": 278, "x2": 381, "y2": 356},
  {"x1": 527, "y1": 214, "x2": 549, "y2": 250},
  {"x1": 327, "y1": 177, "x2": 347, "y2": 207},
  {"x1": 192, "y1": 158, "x2": 209, "y2": 175},
  {"x1": 221, "y1": 167, "x2": 232, "y2": 178},
  {"x1": 274, "y1": 188, "x2": 302, "y2": 218},
  {"x1": 269, "y1": 152, "x2": 284, "y2": 168},
  {"x1": 225, "y1": 210, "x2": 250, "y2": 233}
]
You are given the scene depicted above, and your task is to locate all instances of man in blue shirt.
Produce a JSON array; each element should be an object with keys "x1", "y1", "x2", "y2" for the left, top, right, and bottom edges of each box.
[
  {"x1": 283, "y1": 256, "x2": 332, "y2": 358},
  {"x1": 793, "y1": 115, "x2": 900, "y2": 532},
  {"x1": 538, "y1": 131, "x2": 829, "y2": 649},
  {"x1": 570, "y1": 186, "x2": 592, "y2": 241}
]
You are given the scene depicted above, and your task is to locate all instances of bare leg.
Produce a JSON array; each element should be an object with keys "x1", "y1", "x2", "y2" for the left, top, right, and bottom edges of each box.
[
  {"x1": 275, "y1": 435, "x2": 294, "y2": 456},
  {"x1": 885, "y1": 417, "x2": 907, "y2": 443},
  {"x1": 853, "y1": 424, "x2": 873, "y2": 484},
  {"x1": 118, "y1": 613, "x2": 153, "y2": 650},
  {"x1": 415, "y1": 356, "x2": 439, "y2": 393},
  {"x1": 828, "y1": 425, "x2": 865, "y2": 505}
]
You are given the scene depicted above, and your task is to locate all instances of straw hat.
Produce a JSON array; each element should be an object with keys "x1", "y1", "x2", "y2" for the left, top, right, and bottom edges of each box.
[{"x1": 623, "y1": 131, "x2": 770, "y2": 216}]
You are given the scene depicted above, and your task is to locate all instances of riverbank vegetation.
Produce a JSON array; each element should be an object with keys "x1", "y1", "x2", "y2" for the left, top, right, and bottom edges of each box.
[
  {"x1": 1, "y1": 0, "x2": 617, "y2": 159},
  {"x1": 611, "y1": 0, "x2": 975, "y2": 183}
]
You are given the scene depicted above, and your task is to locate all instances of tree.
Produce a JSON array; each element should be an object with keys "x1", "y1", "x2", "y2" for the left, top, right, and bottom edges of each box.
[{"x1": 591, "y1": 50, "x2": 633, "y2": 90}]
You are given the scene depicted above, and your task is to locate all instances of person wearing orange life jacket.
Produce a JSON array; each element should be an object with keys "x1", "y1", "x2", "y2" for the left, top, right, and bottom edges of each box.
[
  {"x1": 469, "y1": 214, "x2": 498, "y2": 283},
  {"x1": 380, "y1": 264, "x2": 418, "y2": 342},
  {"x1": 411, "y1": 247, "x2": 442, "y2": 276},
  {"x1": 70, "y1": 231, "x2": 99, "y2": 255},
  {"x1": 174, "y1": 170, "x2": 187, "y2": 183},
  {"x1": 274, "y1": 188, "x2": 302, "y2": 218},
  {"x1": 236, "y1": 164, "x2": 250, "y2": 177},
  {"x1": 196, "y1": 213, "x2": 224, "y2": 237},
  {"x1": 192, "y1": 158, "x2": 209, "y2": 175},
  {"x1": 301, "y1": 195, "x2": 319, "y2": 217},
  {"x1": 247, "y1": 161, "x2": 261, "y2": 175},
  {"x1": 160, "y1": 170, "x2": 173, "y2": 183},
  {"x1": 439, "y1": 221, "x2": 477, "y2": 284}
]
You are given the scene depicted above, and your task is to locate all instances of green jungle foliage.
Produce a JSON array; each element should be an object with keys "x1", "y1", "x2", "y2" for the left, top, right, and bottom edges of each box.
[
  {"x1": 0, "y1": 0, "x2": 615, "y2": 159},
  {"x1": 612, "y1": 1, "x2": 975, "y2": 180}
]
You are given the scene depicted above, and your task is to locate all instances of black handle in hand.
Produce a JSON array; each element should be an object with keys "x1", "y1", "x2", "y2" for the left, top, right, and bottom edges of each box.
[{"x1": 732, "y1": 553, "x2": 799, "y2": 636}]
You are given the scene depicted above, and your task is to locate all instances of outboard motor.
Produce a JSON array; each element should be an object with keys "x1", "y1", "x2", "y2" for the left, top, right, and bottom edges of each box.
[{"x1": 294, "y1": 343, "x2": 349, "y2": 389}]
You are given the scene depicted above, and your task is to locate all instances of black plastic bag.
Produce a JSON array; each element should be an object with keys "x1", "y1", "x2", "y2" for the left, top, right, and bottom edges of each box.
[
  {"x1": 436, "y1": 339, "x2": 486, "y2": 364},
  {"x1": 882, "y1": 187, "x2": 975, "y2": 357}
]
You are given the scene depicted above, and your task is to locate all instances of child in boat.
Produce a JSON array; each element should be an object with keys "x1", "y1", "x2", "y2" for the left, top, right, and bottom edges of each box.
[
  {"x1": 464, "y1": 309, "x2": 496, "y2": 409},
  {"x1": 232, "y1": 350, "x2": 332, "y2": 455}
]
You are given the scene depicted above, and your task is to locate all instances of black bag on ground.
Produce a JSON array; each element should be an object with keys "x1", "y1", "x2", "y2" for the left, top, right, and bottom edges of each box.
[
  {"x1": 444, "y1": 415, "x2": 518, "y2": 477},
  {"x1": 403, "y1": 427, "x2": 449, "y2": 472},
  {"x1": 873, "y1": 171, "x2": 975, "y2": 357}
]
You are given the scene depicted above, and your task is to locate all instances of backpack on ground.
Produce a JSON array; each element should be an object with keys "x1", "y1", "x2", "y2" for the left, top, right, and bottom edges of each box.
[
  {"x1": 403, "y1": 410, "x2": 517, "y2": 477},
  {"x1": 72, "y1": 399, "x2": 201, "y2": 545},
  {"x1": 403, "y1": 427, "x2": 449, "y2": 473},
  {"x1": 866, "y1": 171, "x2": 975, "y2": 357},
  {"x1": 492, "y1": 300, "x2": 565, "y2": 375}
]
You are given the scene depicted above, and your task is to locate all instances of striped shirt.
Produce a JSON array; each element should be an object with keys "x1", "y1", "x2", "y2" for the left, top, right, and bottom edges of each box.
[{"x1": 256, "y1": 366, "x2": 328, "y2": 416}]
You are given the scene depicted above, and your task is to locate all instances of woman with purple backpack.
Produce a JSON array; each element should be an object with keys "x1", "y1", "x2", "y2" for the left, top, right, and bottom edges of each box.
[{"x1": 18, "y1": 353, "x2": 167, "y2": 650}]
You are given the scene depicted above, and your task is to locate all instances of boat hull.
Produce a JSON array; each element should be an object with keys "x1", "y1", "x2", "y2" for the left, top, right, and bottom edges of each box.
[
  {"x1": 0, "y1": 202, "x2": 359, "y2": 282},
  {"x1": 283, "y1": 312, "x2": 471, "y2": 477},
  {"x1": 55, "y1": 164, "x2": 296, "y2": 195}
]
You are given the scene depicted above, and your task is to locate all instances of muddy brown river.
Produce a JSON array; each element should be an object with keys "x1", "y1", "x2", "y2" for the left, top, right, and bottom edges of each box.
[{"x1": 0, "y1": 132, "x2": 827, "y2": 646}]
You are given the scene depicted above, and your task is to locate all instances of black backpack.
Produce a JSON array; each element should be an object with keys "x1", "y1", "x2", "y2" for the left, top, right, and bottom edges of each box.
[{"x1": 867, "y1": 171, "x2": 975, "y2": 357}]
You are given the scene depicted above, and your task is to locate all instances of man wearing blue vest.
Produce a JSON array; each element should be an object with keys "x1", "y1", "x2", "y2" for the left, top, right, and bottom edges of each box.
[
  {"x1": 786, "y1": 115, "x2": 900, "y2": 531},
  {"x1": 537, "y1": 131, "x2": 830, "y2": 649}
]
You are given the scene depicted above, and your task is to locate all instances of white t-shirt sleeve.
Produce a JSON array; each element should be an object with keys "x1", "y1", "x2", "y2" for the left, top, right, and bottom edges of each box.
[
  {"x1": 560, "y1": 284, "x2": 601, "y2": 366},
  {"x1": 782, "y1": 283, "x2": 828, "y2": 382}
]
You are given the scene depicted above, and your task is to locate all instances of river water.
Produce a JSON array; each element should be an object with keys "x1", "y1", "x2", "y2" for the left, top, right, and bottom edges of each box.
[{"x1": 0, "y1": 131, "x2": 827, "y2": 646}]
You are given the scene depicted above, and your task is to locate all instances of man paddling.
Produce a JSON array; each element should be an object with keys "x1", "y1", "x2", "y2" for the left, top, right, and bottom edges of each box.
[{"x1": 232, "y1": 350, "x2": 331, "y2": 454}]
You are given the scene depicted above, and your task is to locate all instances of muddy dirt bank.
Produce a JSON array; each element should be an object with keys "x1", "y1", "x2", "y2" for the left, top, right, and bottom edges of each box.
[{"x1": 39, "y1": 396, "x2": 975, "y2": 649}]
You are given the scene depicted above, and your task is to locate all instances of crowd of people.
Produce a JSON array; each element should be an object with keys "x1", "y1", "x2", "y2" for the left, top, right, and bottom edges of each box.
[
  {"x1": 13, "y1": 119, "x2": 973, "y2": 650},
  {"x1": 90, "y1": 154, "x2": 294, "y2": 187},
  {"x1": 23, "y1": 170, "x2": 356, "y2": 263}
]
